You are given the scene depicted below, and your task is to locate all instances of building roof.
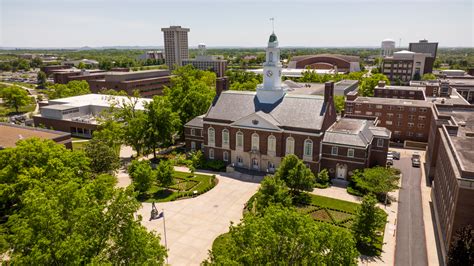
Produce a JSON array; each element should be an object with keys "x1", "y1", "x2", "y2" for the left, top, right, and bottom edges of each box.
[
  {"x1": 352, "y1": 97, "x2": 432, "y2": 107},
  {"x1": 0, "y1": 123, "x2": 70, "y2": 149},
  {"x1": 290, "y1": 54, "x2": 360, "y2": 63},
  {"x1": 205, "y1": 90, "x2": 327, "y2": 131},
  {"x1": 47, "y1": 94, "x2": 152, "y2": 110},
  {"x1": 185, "y1": 115, "x2": 204, "y2": 128},
  {"x1": 377, "y1": 85, "x2": 425, "y2": 91},
  {"x1": 322, "y1": 118, "x2": 390, "y2": 147}
]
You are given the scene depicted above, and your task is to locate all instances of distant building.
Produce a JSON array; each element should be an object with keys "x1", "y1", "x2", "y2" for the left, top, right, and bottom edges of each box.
[
  {"x1": 382, "y1": 50, "x2": 428, "y2": 84},
  {"x1": 138, "y1": 51, "x2": 164, "y2": 61},
  {"x1": 63, "y1": 59, "x2": 99, "y2": 68},
  {"x1": 182, "y1": 43, "x2": 228, "y2": 77},
  {"x1": 374, "y1": 81, "x2": 427, "y2": 100},
  {"x1": 425, "y1": 104, "x2": 474, "y2": 264},
  {"x1": 40, "y1": 65, "x2": 72, "y2": 76},
  {"x1": 282, "y1": 79, "x2": 358, "y2": 96},
  {"x1": 287, "y1": 54, "x2": 361, "y2": 73},
  {"x1": 0, "y1": 122, "x2": 72, "y2": 149},
  {"x1": 409, "y1": 39, "x2": 438, "y2": 74},
  {"x1": 161, "y1": 26, "x2": 190, "y2": 69},
  {"x1": 52, "y1": 69, "x2": 106, "y2": 84},
  {"x1": 33, "y1": 94, "x2": 152, "y2": 138},
  {"x1": 381, "y1": 38, "x2": 396, "y2": 57}
]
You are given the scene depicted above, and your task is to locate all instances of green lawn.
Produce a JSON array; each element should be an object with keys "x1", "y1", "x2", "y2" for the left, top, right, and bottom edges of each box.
[
  {"x1": 72, "y1": 141, "x2": 89, "y2": 151},
  {"x1": 309, "y1": 194, "x2": 360, "y2": 214},
  {"x1": 137, "y1": 171, "x2": 217, "y2": 202}
]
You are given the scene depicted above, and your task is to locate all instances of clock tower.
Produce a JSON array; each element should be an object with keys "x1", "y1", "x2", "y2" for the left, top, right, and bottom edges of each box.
[{"x1": 256, "y1": 32, "x2": 288, "y2": 104}]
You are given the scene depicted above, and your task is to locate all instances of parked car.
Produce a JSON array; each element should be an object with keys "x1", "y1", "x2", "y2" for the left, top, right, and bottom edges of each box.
[
  {"x1": 412, "y1": 152, "x2": 421, "y2": 167},
  {"x1": 388, "y1": 150, "x2": 401, "y2": 160}
]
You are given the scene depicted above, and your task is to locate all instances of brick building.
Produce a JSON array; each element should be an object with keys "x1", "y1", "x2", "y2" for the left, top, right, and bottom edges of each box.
[
  {"x1": 184, "y1": 32, "x2": 389, "y2": 180},
  {"x1": 425, "y1": 104, "x2": 474, "y2": 263},
  {"x1": 374, "y1": 81, "x2": 426, "y2": 100},
  {"x1": 0, "y1": 123, "x2": 72, "y2": 149}
]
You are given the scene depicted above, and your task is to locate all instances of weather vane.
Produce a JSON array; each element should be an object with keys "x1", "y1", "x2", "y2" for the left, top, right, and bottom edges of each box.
[{"x1": 270, "y1": 17, "x2": 275, "y2": 32}]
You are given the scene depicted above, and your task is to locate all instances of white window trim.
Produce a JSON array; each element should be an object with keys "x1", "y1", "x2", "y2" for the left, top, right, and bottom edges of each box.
[
  {"x1": 303, "y1": 139, "x2": 313, "y2": 161},
  {"x1": 208, "y1": 127, "x2": 215, "y2": 147},
  {"x1": 236, "y1": 131, "x2": 244, "y2": 150},
  {"x1": 251, "y1": 133, "x2": 260, "y2": 151},
  {"x1": 209, "y1": 148, "x2": 214, "y2": 159},
  {"x1": 222, "y1": 129, "x2": 229, "y2": 148},
  {"x1": 331, "y1": 146, "x2": 338, "y2": 156},
  {"x1": 347, "y1": 148, "x2": 354, "y2": 158},
  {"x1": 223, "y1": 151, "x2": 228, "y2": 162},
  {"x1": 267, "y1": 135, "x2": 276, "y2": 156},
  {"x1": 377, "y1": 139, "x2": 384, "y2": 147},
  {"x1": 285, "y1": 137, "x2": 295, "y2": 155}
]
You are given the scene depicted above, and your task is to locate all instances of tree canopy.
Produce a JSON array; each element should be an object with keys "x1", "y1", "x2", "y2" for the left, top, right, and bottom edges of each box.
[
  {"x1": 0, "y1": 85, "x2": 31, "y2": 113},
  {"x1": 46, "y1": 80, "x2": 92, "y2": 99},
  {"x1": 352, "y1": 166, "x2": 399, "y2": 203},
  {"x1": 205, "y1": 206, "x2": 359, "y2": 265},
  {"x1": 0, "y1": 138, "x2": 167, "y2": 264},
  {"x1": 255, "y1": 175, "x2": 292, "y2": 213},
  {"x1": 448, "y1": 225, "x2": 474, "y2": 266},
  {"x1": 274, "y1": 154, "x2": 315, "y2": 193}
]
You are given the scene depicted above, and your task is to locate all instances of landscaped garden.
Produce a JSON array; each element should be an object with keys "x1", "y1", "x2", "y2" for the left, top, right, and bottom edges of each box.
[{"x1": 138, "y1": 171, "x2": 217, "y2": 202}]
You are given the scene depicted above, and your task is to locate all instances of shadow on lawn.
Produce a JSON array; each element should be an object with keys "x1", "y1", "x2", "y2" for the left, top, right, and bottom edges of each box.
[{"x1": 137, "y1": 188, "x2": 174, "y2": 202}]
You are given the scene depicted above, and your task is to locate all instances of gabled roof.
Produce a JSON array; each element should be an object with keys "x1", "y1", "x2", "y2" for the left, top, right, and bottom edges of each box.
[
  {"x1": 205, "y1": 91, "x2": 327, "y2": 131},
  {"x1": 185, "y1": 115, "x2": 204, "y2": 128}
]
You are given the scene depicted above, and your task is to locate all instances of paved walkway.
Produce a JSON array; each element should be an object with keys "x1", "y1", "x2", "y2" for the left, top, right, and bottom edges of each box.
[
  {"x1": 393, "y1": 149, "x2": 428, "y2": 266},
  {"x1": 137, "y1": 170, "x2": 261, "y2": 265}
]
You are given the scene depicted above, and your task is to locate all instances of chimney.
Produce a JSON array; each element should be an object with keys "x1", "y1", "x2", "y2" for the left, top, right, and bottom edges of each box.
[
  {"x1": 216, "y1": 76, "x2": 229, "y2": 97},
  {"x1": 324, "y1": 81, "x2": 334, "y2": 103},
  {"x1": 378, "y1": 80, "x2": 386, "y2": 88}
]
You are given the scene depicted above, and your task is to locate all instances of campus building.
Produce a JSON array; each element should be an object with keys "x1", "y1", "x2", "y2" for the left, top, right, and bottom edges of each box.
[
  {"x1": 182, "y1": 44, "x2": 228, "y2": 77},
  {"x1": 0, "y1": 123, "x2": 72, "y2": 149},
  {"x1": 162, "y1": 26, "x2": 190, "y2": 69},
  {"x1": 409, "y1": 39, "x2": 438, "y2": 74},
  {"x1": 382, "y1": 50, "x2": 428, "y2": 84},
  {"x1": 33, "y1": 94, "x2": 151, "y2": 138},
  {"x1": 184, "y1": 32, "x2": 389, "y2": 179},
  {"x1": 425, "y1": 104, "x2": 474, "y2": 263},
  {"x1": 288, "y1": 54, "x2": 361, "y2": 73}
]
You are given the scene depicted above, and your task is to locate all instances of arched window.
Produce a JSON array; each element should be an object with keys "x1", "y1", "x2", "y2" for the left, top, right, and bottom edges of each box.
[
  {"x1": 236, "y1": 131, "x2": 244, "y2": 148},
  {"x1": 223, "y1": 151, "x2": 228, "y2": 162},
  {"x1": 209, "y1": 148, "x2": 214, "y2": 159},
  {"x1": 285, "y1": 137, "x2": 295, "y2": 155},
  {"x1": 304, "y1": 139, "x2": 313, "y2": 158},
  {"x1": 222, "y1": 129, "x2": 229, "y2": 146},
  {"x1": 268, "y1": 135, "x2": 276, "y2": 155},
  {"x1": 208, "y1": 127, "x2": 215, "y2": 146},
  {"x1": 251, "y1": 133, "x2": 259, "y2": 151}
]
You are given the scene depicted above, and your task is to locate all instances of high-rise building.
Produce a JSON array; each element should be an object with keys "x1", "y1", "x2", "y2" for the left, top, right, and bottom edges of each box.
[
  {"x1": 382, "y1": 50, "x2": 428, "y2": 84},
  {"x1": 409, "y1": 39, "x2": 438, "y2": 74},
  {"x1": 161, "y1": 26, "x2": 190, "y2": 69}
]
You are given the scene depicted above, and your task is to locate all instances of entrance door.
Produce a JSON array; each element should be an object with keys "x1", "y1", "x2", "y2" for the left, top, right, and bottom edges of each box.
[
  {"x1": 252, "y1": 158, "x2": 259, "y2": 170},
  {"x1": 336, "y1": 164, "x2": 347, "y2": 179}
]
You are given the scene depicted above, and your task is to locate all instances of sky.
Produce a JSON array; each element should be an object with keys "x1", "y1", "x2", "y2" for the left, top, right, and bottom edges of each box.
[{"x1": 1, "y1": 0, "x2": 473, "y2": 48}]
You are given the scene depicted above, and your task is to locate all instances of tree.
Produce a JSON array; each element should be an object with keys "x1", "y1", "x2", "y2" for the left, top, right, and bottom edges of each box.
[
  {"x1": 189, "y1": 150, "x2": 206, "y2": 169},
  {"x1": 156, "y1": 159, "x2": 174, "y2": 188},
  {"x1": 84, "y1": 138, "x2": 120, "y2": 174},
  {"x1": 351, "y1": 194, "x2": 386, "y2": 253},
  {"x1": 37, "y1": 71, "x2": 47, "y2": 88},
  {"x1": 46, "y1": 80, "x2": 91, "y2": 99},
  {"x1": 31, "y1": 57, "x2": 43, "y2": 68},
  {"x1": 334, "y1": 95, "x2": 345, "y2": 114},
  {"x1": 448, "y1": 225, "x2": 474, "y2": 266},
  {"x1": 164, "y1": 65, "x2": 216, "y2": 131},
  {"x1": 78, "y1": 61, "x2": 86, "y2": 69},
  {"x1": 0, "y1": 85, "x2": 31, "y2": 113},
  {"x1": 205, "y1": 206, "x2": 359, "y2": 265},
  {"x1": 422, "y1": 73, "x2": 437, "y2": 80},
  {"x1": 274, "y1": 154, "x2": 315, "y2": 193},
  {"x1": 144, "y1": 96, "x2": 181, "y2": 159},
  {"x1": 128, "y1": 160, "x2": 154, "y2": 193},
  {"x1": 352, "y1": 167, "x2": 400, "y2": 204},
  {"x1": 255, "y1": 175, "x2": 292, "y2": 213},
  {"x1": 359, "y1": 74, "x2": 390, "y2": 96},
  {"x1": 316, "y1": 168, "x2": 330, "y2": 186},
  {"x1": 0, "y1": 139, "x2": 167, "y2": 264}
]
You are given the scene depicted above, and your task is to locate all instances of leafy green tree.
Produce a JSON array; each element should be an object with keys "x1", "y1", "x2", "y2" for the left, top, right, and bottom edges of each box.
[
  {"x1": 225, "y1": 70, "x2": 262, "y2": 91},
  {"x1": 255, "y1": 175, "x2": 292, "y2": 213},
  {"x1": 189, "y1": 150, "x2": 206, "y2": 169},
  {"x1": 128, "y1": 160, "x2": 154, "y2": 193},
  {"x1": 36, "y1": 71, "x2": 47, "y2": 88},
  {"x1": 0, "y1": 85, "x2": 31, "y2": 113},
  {"x1": 352, "y1": 166, "x2": 399, "y2": 204},
  {"x1": 422, "y1": 73, "x2": 437, "y2": 80},
  {"x1": 46, "y1": 80, "x2": 91, "y2": 99},
  {"x1": 316, "y1": 168, "x2": 330, "y2": 186},
  {"x1": 274, "y1": 154, "x2": 315, "y2": 193},
  {"x1": 78, "y1": 61, "x2": 86, "y2": 69},
  {"x1": 334, "y1": 95, "x2": 345, "y2": 114},
  {"x1": 351, "y1": 194, "x2": 386, "y2": 253},
  {"x1": 144, "y1": 96, "x2": 181, "y2": 158},
  {"x1": 359, "y1": 74, "x2": 390, "y2": 96},
  {"x1": 156, "y1": 159, "x2": 174, "y2": 188},
  {"x1": 31, "y1": 57, "x2": 43, "y2": 68},
  {"x1": 448, "y1": 225, "x2": 474, "y2": 266},
  {"x1": 93, "y1": 118, "x2": 124, "y2": 151},
  {"x1": 98, "y1": 88, "x2": 129, "y2": 96},
  {"x1": 164, "y1": 65, "x2": 216, "y2": 130},
  {"x1": 84, "y1": 138, "x2": 120, "y2": 174},
  {"x1": 0, "y1": 138, "x2": 167, "y2": 264},
  {"x1": 205, "y1": 206, "x2": 359, "y2": 265}
]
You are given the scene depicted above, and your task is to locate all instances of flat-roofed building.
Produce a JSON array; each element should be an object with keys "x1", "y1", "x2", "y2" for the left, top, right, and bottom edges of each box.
[
  {"x1": 382, "y1": 50, "x2": 428, "y2": 84},
  {"x1": 288, "y1": 54, "x2": 361, "y2": 73},
  {"x1": 425, "y1": 104, "x2": 474, "y2": 263},
  {"x1": 52, "y1": 69, "x2": 106, "y2": 84},
  {"x1": 33, "y1": 94, "x2": 152, "y2": 138},
  {"x1": 182, "y1": 43, "x2": 227, "y2": 77},
  {"x1": 409, "y1": 39, "x2": 438, "y2": 74},
  {"x1": 0, "y1": 123, "x2": 72, "y2": 149},
  {"x1": 162, "y1": 26, "x2": 190, "y2": 69},
  {"x1": 374, "y1": 81, "x2": 426, "y2": 100}
]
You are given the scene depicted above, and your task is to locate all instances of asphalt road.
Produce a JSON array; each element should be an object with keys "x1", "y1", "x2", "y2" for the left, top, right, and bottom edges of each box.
[{"x1": 394, "y1": 156, "x2": 428, "y2": 266}]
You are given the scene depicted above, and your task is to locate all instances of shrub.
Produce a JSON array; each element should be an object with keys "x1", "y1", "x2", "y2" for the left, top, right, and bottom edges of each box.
[
  {"x1": 206, "y1": 160, "x2": 226, "y2": 171},
  {"x1": 316, "y1": 169, "x2": 330, "y2": 188},
  {"x1": 128, "y1": 160, "x2": 154, "y2": 193},
  {"x1": 189, "y1": 150, "x2": 206, "y2": 169},
  {"x1": 292, "y1": 192, "x2": 312, "y2": 206},
  {"x1": 156, "y1": 160, "x2": 174, "y2": 187}
]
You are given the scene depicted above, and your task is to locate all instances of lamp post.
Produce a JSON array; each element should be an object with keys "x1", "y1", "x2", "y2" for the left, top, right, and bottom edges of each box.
[{"x1": 150, "y1": 202, "x2": 168, "y2": 264}]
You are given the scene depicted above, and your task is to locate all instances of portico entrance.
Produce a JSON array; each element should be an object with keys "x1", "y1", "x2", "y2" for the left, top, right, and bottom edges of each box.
[
  {"x1": 252, "y1": 158, "x2": 259, "y2": 171},
  {"x1": 336, "y1": 163, "x2": 347, "y2": 179}
]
